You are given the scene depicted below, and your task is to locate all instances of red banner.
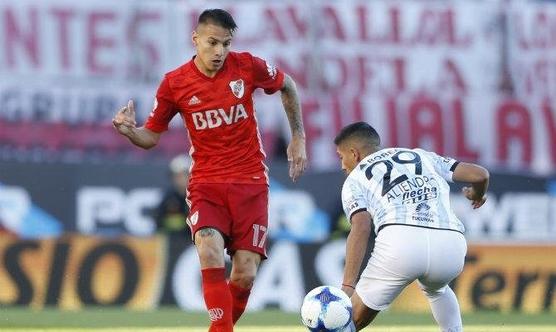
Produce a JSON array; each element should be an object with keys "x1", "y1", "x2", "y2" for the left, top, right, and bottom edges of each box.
[{"x1": 0, "y1": 0, "x2": 554, "y2": 174}]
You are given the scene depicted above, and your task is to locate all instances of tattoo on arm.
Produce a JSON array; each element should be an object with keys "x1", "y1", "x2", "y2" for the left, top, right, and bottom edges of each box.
[
  {"x1": 281, "y1": 75, "x2": 305, "y2": 136},
  {"x1": 198, "y1": 228, "x2": 216, "y2": 237}
]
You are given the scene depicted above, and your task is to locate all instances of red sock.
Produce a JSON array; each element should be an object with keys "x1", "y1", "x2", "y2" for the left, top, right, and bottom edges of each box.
[
  {"x1": 201, "y1": 268, "x2": 233, "y2": 332},
  {"x1": 229, "y1": 282, "x2": 252, "y2": 324}
]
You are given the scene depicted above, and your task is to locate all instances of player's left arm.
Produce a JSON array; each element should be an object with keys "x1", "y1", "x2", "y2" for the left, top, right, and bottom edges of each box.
[
  {"x1": 420, "y1": 148, "x2": 489, "y2": 209},
  {"x1": 342, "y1": 211, "x2": 373, "y2": 297},
  {"x1": 280, "y1": 74, "x2": 307, "y2": 182}
]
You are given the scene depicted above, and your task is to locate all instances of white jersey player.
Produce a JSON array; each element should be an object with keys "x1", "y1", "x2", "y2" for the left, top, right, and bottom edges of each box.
[{"x1": 335, "y1": 122, "x2": 489, "y2": 332}]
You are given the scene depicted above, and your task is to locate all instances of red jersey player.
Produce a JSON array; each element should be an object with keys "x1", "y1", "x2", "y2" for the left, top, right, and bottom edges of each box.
[{"x1": 112, "y1": 9, "x2": 307, "y2": 332}]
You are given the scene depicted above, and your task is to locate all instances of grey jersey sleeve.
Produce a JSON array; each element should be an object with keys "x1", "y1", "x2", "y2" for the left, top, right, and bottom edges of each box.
[
  {"x1": 416, "y1": 148, "x2": 460, "y2": 182},
  {"x1": 341, "y1": 177, "x2": 368, "y2": 222}
]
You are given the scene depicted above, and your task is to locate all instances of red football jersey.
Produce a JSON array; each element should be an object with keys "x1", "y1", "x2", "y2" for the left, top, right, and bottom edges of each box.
[{"x1": 144, "y1": 52, "x2": 285, "y2": 185}]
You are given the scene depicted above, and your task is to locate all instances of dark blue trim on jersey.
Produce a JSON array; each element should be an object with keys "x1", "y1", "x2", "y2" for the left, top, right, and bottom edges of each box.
[
  {"x1": 450, "y1": 161, "x2": 460, "y2": 172},
  {"x1": 377, "y1": 223, "x2": 464, "y2": 235},
  {"x1": 349, "y1": 208, "x2": 367, "y2": 221}
]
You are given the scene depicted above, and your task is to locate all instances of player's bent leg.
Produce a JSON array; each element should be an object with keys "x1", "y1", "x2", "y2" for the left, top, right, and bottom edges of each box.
[
  {"x1": 195, "y1": 228, "x2": 233, "y2": 332},
  {"x1": 351, "y1": 291, "x2": 379, "y2": 331},
  {"x1": 229, "y1": 250, "x2": 262, "y2": 324},
  {"x1": 230, "y1": 249, "x2": 261, "y2": 288},
  {"x1": 195, "y1": 227, "x2": 226, "y2": 268},
  {"x1": 420, "y1": 229, "x2": 466, "y2": 332},
  {"x1": 419, "y1": 282, "x2": 463, "y2": 332}
]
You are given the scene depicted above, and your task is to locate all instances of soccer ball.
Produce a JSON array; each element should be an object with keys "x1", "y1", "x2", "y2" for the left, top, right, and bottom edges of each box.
[{"x1": 300, "y1": 286, "x2": 353, "y2": 332}]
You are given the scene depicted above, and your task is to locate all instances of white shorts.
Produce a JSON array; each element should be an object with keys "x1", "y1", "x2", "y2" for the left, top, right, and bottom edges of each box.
[{"x1": 355, "y1": 225, "x2": 467, "y2": 311}]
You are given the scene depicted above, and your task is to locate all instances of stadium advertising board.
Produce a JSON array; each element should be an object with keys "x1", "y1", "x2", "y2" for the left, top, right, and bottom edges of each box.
[
  {"x1": 1, "y1": 161, "x2": 554, "y2": 242},
  {"x1": 0, "y1": 235, "x2": 165, "y2": 309},
  {"x1": 393, "y1": 246, "x2": 556, "y2": 313},
  {"x1": 0, "y1": 161, "x2": 335, "y2": 242},
  {"x1": 0, "y1": 0, "x2": 555, "y2": 174},
  {"x1": 0, "y1": 235, "x2": 555, "y2": 313}
]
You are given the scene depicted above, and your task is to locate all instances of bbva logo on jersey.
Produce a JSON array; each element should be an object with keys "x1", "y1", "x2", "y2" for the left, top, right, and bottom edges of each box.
[{"x1": 191, "y1": 104, "x2": 248, "y2": 130}]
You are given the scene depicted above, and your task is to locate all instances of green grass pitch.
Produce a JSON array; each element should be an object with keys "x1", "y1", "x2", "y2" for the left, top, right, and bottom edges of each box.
[{"x1": 0, "y1": 308, "x2": 554, "y2": 331}]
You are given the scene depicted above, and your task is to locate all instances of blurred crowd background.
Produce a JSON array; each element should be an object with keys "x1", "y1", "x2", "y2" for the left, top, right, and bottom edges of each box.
[{"x1": 0, "y1": 0, "x2": 555, "y2": 315}]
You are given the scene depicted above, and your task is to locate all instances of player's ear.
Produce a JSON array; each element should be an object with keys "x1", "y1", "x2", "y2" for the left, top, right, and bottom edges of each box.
[
  {"x1": 350, "y1": 147, "x2": 360, "y2": 162},
  {"x1": 192, "y1": 30, "x2": 198, "y2": 46}
]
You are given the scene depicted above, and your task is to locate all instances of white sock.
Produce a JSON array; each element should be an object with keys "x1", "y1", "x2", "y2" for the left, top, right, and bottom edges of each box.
[{"x1": 423, "y1": 285, "x2": 463, "y2": 332}]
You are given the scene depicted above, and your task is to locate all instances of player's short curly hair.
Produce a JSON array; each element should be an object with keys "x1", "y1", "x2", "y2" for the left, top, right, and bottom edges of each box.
[
  {"x1": 198, "y1": 9, "x2": 237, "y2": 33},
  {"x1": 334, "y1": 121, "x2": 381, "y2": 147}
]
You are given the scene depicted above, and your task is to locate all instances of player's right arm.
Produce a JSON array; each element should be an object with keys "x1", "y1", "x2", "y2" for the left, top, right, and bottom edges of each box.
[
  {"x1": 113, "y1": 100, "x2": 161, "y2": 149},
  {"x1": 340, "y1": 179, "x2": 371, "y2": 297},
  {"x1": 342, "y1": 210, "x2": 372, "y2": 297},
  {"x1": 113, "y1": 76, "x2": 177, "y2": 149},
  {"x1": 452, "y1": 162, "x2": 490, "y2": 209}
]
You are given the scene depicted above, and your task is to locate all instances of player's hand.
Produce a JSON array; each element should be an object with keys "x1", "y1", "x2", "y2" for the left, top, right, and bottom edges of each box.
[
  {"x1": 462, "y1": 186, "x2": 486, "y2": 209},
  {"x1": 287, "y1": 134, "x2": 307, "y2": 182},
  {"x1": 112, "y1": 100, "x2": 137, "y2": 137}
]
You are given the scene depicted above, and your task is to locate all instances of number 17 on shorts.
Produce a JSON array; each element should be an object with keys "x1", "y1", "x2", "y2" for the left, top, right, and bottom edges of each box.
[{"x1": 252, "y1": 224, "x2": 267, "y2": 248}]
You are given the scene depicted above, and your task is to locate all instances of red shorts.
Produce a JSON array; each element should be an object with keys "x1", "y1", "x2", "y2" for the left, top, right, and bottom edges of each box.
[{"x1": 186, "y1": 183, "x2": 269, "y2": 258}]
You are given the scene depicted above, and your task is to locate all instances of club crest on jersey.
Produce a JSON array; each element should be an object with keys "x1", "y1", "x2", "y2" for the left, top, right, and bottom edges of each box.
[
  {"x1": 229, "y1": 79, "x2": 244, "y2": 99},
  {"x1": 266, "y1": 62, "x2": 277, "y2": 79},
  {"x1": 187, "y1": 211, "x2": 199, "y2": 226}
]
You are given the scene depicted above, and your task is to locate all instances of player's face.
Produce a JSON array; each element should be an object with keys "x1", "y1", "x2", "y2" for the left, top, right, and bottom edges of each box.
[
  {"x1": 192, "y1": 23, "x2": 233, "y2": 76},
  {"x1": 336, "y1": 144, "x2": 359, "y2": 175}
]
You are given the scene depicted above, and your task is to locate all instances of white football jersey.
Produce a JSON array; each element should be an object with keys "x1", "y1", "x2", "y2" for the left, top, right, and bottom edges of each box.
[{"x1": 341, "y1": 147, "x2": 464, "y2": 234}]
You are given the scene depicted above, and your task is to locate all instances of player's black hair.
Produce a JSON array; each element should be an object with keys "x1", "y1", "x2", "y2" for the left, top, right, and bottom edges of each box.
[
  {"x1": 198, "y1": 9, "x2": 237, "y2": 33},
  {"x1": 334, "y1": 121, "x2": 381, "y2": 147}
]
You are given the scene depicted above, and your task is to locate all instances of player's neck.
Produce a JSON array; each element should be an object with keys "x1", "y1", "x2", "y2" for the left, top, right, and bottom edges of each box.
[
  {"x1": 193, "y1": 56, "x2": 219, "y2": 78},
  {"x1": 362, "y1": 146, "x2": 381, "y2": 159}
]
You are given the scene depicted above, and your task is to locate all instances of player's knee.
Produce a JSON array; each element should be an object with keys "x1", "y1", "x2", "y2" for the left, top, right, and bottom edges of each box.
[
  {"x1": 352, "y1": 306, "x2": 373, "y2": 331},
  {"x1": 422, "y1": 284, "x2": 448, "y2": 299},
  {"x1": 194, "y1": 228, "x2": 225, "y2": 267},
  {"x1": 196, "y1": 242, "x2": 224, "y2": 267},
  {"x1": 353, "y1": 315, "x2": 370, "y2": 331},
  {"x1": 350, "y1": 292, "x2": 379, "y2": 331},
  {"x1": 230, "y1": 269, "x2": 256, "y2": 288},
  {"x1": 230, "y1": 251, "x2": 261, "y2": 288},
  {"x1": 197, "y1": 247, "x2": 223, "y2": 267},
  {"x1": 353, "y1": 317, "x2": 364, "y2": 331},
  {"x1": 230, "y1": 261, "x2": 257, "y2": 288}
]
